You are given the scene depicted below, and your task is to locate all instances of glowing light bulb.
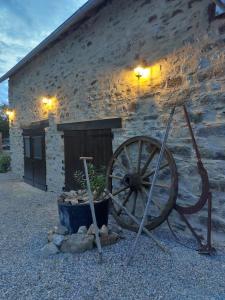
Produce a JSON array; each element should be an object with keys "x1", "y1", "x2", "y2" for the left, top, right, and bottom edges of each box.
[{"x1": 134, "y1": 66, "x2": 150, "y2": 79}]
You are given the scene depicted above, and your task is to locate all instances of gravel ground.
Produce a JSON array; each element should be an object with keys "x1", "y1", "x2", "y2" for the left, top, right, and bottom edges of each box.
[{"x1": 1, "y1": 173, "x2": 225, "y2": 300}]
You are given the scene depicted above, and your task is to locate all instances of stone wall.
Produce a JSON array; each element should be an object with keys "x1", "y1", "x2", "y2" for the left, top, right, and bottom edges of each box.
[
  {"x1": 45, "y1": 114, "x2": 64, "y2": 193},
  {"x1": 8, "y1": 0, "x2": 225, "y2": 243}
]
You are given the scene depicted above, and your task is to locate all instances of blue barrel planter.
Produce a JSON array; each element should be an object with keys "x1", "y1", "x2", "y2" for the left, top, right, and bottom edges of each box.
[{"x1": 58, "y1": 198, "x2": 109, "y2": 234}]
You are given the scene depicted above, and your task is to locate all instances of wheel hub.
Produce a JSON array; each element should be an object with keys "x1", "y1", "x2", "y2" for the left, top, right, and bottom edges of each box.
[{"x1": 122, "y1": 173, "x2": 142, "y2": 191}]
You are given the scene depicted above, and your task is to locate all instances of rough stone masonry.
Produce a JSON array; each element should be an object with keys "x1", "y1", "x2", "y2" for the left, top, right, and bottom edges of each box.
[{"x1": 8, "y1": 0, "x2": 225, "y2": 244}]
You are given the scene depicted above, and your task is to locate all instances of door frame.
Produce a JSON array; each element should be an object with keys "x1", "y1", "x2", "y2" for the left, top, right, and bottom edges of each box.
[
  {"x1": 22, "y1": 120, "x2": 48, "y2": 191},
  {"x1": 57, "y1": 117, "x2": 122, "y2": 131},
  {"x1": 63, "y1": 128, "x2": 113, "y2": 191},
  {"x1": 58, "y1": 118, "x2": 122, "y2": 191}
]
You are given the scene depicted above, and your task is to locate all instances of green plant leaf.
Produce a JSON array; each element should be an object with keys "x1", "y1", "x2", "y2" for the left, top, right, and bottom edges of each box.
[{"x1": 73, "y1": 163, "x2": 106, "y2": 199}]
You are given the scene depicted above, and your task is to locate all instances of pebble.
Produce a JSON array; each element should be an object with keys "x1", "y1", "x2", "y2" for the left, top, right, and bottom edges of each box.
[
  {"x1": 60, "y1": 234, "x2": 94, "y2": 253},
  {"x1": 41, "y1": 242, "x2": 59, "y2": 256},
  {"x1": 47, "y1": 230, "x2": 54, "y2": 242},
  {"x1": 60, "y1": 189, "x2": 102, "y2": 204},
  {"x1": 54, "y1": 224, "x2": 68, "y2": 235},
  {"x1": 52, "y1": 234, "x2": 65, "y2": 247},
  {"x1": 87, "y1": 224, "x2": 96, "y2": 235},
  {"x1": 78, "y1": 226, "x2": 88, "y2": 234},
  {"x1": 100, "y1": 224, "x2": 109, "y2": 236},
  {"x1": 99, "y1": 232, "x2": 120, "y2": 247}
]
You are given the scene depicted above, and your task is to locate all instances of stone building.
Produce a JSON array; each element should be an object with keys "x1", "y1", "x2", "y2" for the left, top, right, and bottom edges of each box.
[{"x1": 0, "y1": 0, "x2": 225, "y2": 242}]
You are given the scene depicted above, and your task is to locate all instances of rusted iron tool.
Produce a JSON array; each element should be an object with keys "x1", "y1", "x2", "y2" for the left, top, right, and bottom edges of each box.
[
  {"x1": 127, "y1": 106, "x2": 176, "y2": 265},
  {"x1": 104, "y1": 189, "x2": 169, "y2": 254},
  {"x1": 171, "y1": 104, "x2": 215, "y2": 255},
  {"x1": 80, "y1": 157, "x2": 103, "y2": 263}
]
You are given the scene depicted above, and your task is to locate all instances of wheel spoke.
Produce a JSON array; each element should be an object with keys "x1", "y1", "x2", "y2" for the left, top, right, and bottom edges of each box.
[
  {"x1": 124, "y1": 146, "x2": 133, "y2": 171},
  {"x1": 112, "y1": 186, "x2": 129, "y2": 196},
  {"x1": 141, "y1": 147, "x2": 158, "y2": 176},
  {"x1": 137, "y1": 140, "x2": 143, "y2": 173},
  {"x1": 131, "y1": 191, "x2": 138, "y2": 215},
  {"x1": 109, "y1": 174, "x2": 123, "y2": 180},
  {"x1": 141, "y1": 187, "x2": 163, "y2": 212},
  {"x1": 114, "y1": 157, "x2": 128, "y2": 173},
  {"x1": 139, "y1": 188, "x2": 147, "y2": 212},
  {"x1": 143, "y1": 162, "x2": 169, "y2": 179},
  {"x1": 116, "y1": 190, "x2": 133, "y2": 216},
  {"x1": 154, "y1": 183, "x2": 170, "y2": 189}
]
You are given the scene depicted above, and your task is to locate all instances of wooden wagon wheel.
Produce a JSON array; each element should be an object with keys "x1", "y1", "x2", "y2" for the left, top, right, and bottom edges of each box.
[{"x1": 106, "y1": 136, "x2": 178, "y2": 232}]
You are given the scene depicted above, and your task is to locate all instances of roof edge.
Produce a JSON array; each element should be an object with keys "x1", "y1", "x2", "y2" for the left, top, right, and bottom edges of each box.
[{"x1": 0, "y1": 0, "x2": 106, "y2": 83}]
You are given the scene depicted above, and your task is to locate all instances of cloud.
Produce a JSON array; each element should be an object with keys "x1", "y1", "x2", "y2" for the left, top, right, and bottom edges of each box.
[
  {"x1": 0, "y1": 0, "x2": 87, "y2": 104},
  {"x1": 0, "y1": 81, "x2": 8, "y2": 104}
]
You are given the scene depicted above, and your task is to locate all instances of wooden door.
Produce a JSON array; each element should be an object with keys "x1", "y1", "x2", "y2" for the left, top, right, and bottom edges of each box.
[
  {"x1": 64, "y1": 129, "x2": 113, "y2": 191},
  {"x1": 23, "y1": 129, "x2": 47, "y2": 190}
]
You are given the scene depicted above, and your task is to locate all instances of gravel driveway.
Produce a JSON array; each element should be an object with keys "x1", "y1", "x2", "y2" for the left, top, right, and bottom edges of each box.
[{"x1": 0, "y1": 173, "x2": 225, "y2": 300}]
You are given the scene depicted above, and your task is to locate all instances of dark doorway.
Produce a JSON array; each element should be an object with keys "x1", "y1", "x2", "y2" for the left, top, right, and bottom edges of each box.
[
  {"x1": 64, "y1": 129, "x2": 113, "y2": 191},
  {"x1": 23, "y1": 128, "x2": 47, "y2": 191}
]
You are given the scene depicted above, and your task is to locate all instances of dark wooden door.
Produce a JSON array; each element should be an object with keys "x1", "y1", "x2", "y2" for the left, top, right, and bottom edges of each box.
[
  {"x1": 23, "y1": 129, "x2": 47, "y2": 191},
  {"x1": 64, "y1": 129, "x2": 113, "y2": 191}
]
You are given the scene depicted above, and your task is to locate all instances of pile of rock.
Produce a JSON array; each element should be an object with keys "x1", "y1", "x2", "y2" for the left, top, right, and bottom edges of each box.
[
  {"x1": 58, "y1": 189, "x2": 107, "y2": 205},
  {"x1": 41, "y1": 223, "x2": 123, "y2": 256}
]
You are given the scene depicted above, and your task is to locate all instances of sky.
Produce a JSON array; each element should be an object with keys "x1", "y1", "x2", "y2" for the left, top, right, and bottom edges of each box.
[{"x1": 0, "y1": 0, "x2": 87, "y2": 104}]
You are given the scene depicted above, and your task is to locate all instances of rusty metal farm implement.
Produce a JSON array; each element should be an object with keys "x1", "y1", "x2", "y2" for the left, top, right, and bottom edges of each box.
[{"x1": 105, "y1": 104, "x2": 215, "y2": 264}]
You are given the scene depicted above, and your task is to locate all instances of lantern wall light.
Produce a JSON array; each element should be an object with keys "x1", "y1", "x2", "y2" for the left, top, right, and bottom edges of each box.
[
  {"x1": 42, "y1": 97, "x2": 53, "y2": 107},
  {"x1": 134, "y1": 64, "x2": 161, "y2": 80},
  {"x1": 134, "y1": 66, "x2": 150, "y2": 79},
  {"x1": 5, "y1": 109, "x2": 14, "y2": 120},
  {"x1": 41, "y1": 96, "x2": 58, "y2": 113}
]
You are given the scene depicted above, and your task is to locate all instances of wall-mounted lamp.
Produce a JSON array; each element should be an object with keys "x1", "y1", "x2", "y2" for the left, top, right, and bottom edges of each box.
[
  {"x1": 5, "y1": 109, "x2": 14, "y2": 120},
  {"x1": 134, "y1": 66, "x2": 150, "y2": 79},
  {"x1": 42, "y1": 97, "x2": 53, "y2": 107},
  {"x1": 134, "y1": 64, "x2": 162, "y2": 81},
  {"x1": 42, "y1": 96, "x2": 58, "y2": 111},
  {"x1": 41, "y1": 96, "x2": 58, "y2": 117}
]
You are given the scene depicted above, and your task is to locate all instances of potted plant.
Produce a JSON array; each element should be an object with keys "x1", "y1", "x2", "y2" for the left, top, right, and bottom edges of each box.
[{"x1": 57, "y1": 164, "x2": 109, "y2": 233}]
